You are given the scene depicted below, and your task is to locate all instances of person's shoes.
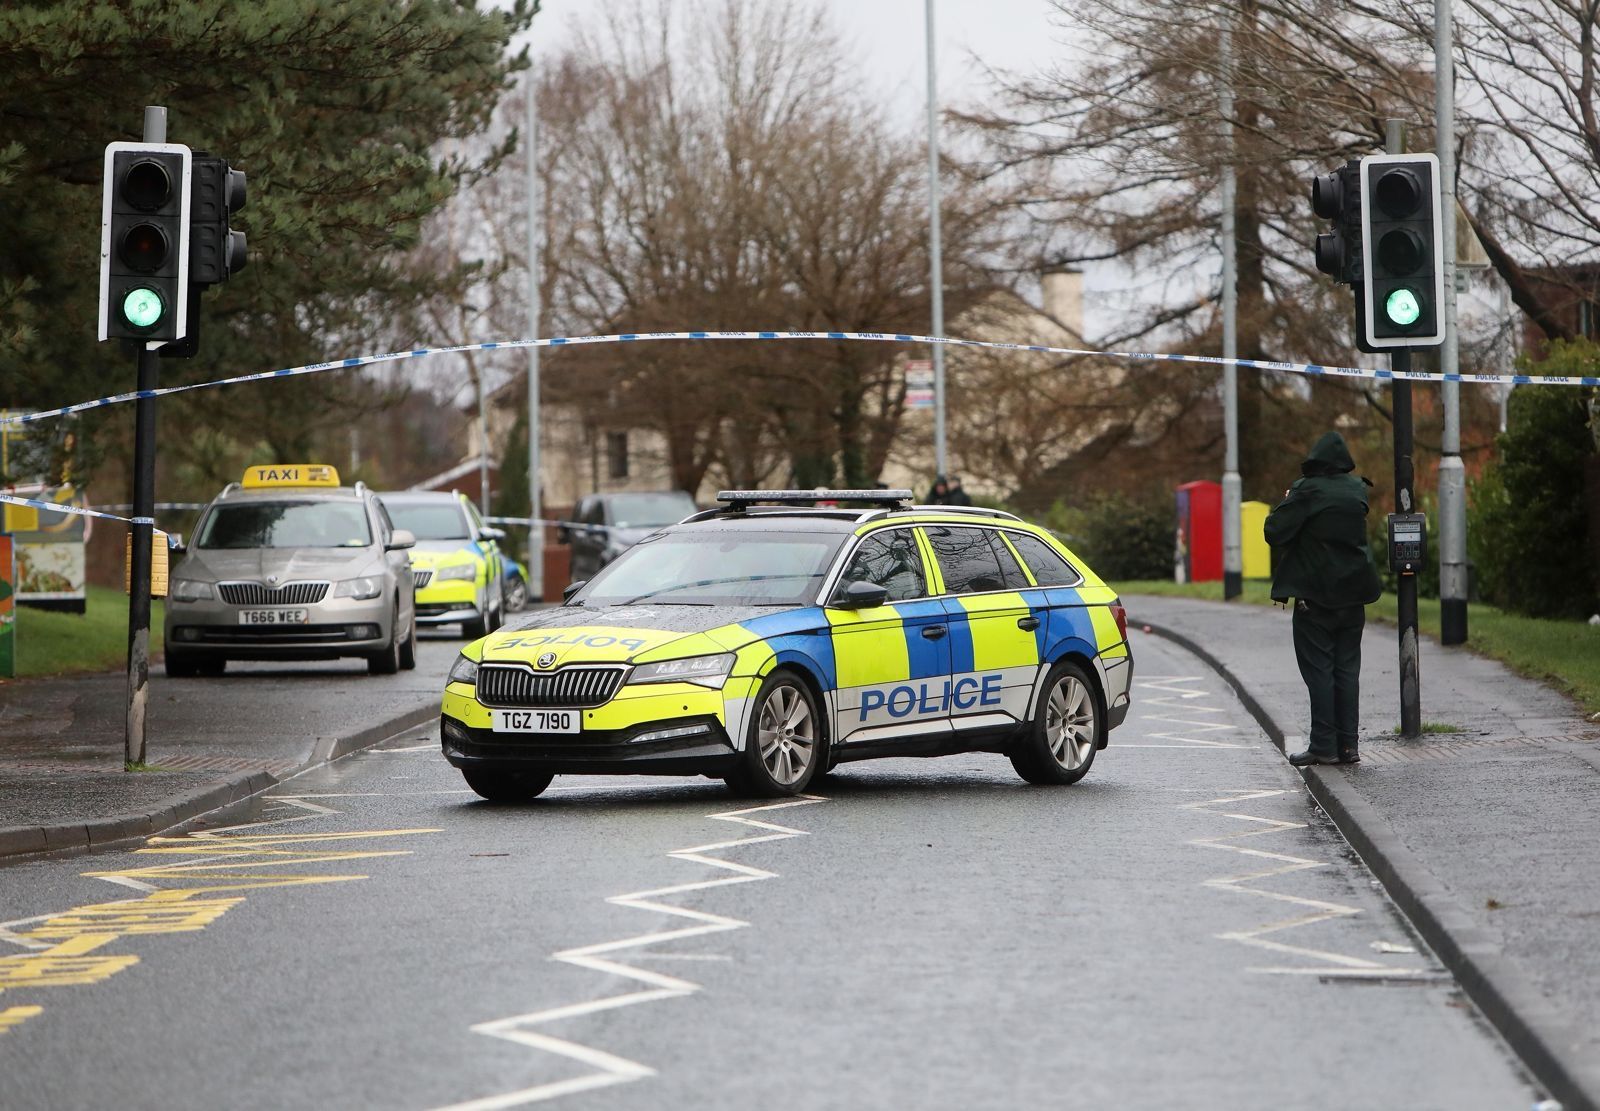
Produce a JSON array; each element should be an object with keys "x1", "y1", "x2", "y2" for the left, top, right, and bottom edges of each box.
[
  {"x1": 1288, "y1": 749, "x2": 1341, "y2": 767},
  {"x1": 1338, "y1": 748, "x2": 1361, "y2": 765}
]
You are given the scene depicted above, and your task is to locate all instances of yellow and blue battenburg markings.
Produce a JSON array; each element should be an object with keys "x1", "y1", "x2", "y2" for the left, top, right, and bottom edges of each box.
[{"x1": 443, "y1": 519, "x2": 1130, "y2": 749}]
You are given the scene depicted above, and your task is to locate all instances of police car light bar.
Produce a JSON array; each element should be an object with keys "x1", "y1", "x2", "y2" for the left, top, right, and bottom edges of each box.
[{"x1": 716, "y1": 489, "x2": 915, "y2": 510}]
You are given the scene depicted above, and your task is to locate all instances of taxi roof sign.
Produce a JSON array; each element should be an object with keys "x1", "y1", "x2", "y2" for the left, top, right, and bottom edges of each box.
[{"x1": 241, "y1": 464, "x2": 340, "y2": 489}]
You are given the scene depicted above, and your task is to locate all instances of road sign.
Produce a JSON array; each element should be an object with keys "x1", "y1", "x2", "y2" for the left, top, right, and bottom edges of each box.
[{"x1": 905, "y1": 359, "x2": 934, "y2": 410}]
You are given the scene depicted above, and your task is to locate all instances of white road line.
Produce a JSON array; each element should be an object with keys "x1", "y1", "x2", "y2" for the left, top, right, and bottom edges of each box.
[
  {"x1": 432, "y1": 795, "x2": 825, "y2": 1111},
  {"x1": 1127, "y1": 677, "x2": 1250, "y2": 749},
  {"x1": 1184, "y1": 788, "x2": 1428, "y2": 975}
]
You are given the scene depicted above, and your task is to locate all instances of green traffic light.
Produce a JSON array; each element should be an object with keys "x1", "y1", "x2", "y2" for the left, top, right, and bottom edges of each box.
[
  {"x1": 1384, "y1": 287, "x2": 1422, "y2": 327},
  {"x1": 121, "y1": 287, "x2": 165, "y2": 330}
]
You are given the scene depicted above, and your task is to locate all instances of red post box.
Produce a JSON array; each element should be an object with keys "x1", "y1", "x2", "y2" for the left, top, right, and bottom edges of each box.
[{"x1": 1175, "y1": 480, "x2": 1223, "y2": 583}]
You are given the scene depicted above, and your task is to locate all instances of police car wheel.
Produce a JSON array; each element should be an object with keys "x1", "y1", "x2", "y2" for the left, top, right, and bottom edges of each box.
[
  {"x1": 1011, "y1": 660, "x2": 1101, "y2": 785},
  {"x1": 505, "y1": 575, "x2": 529, "y2": 612},
  {"x1": 462, "y1": 767, "x2": 554, "y2": 803},
  {"x1": 727, "y1": 672, "x2": 822, "y2": 798},
  {"x1": 464, "y1": 610, "x2": 489, "y2": 639}
]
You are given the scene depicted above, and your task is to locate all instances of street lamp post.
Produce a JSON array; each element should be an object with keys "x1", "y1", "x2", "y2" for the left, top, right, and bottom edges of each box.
[
  {"x1": 925, "y1": 0, "x2": 947, "y2": 481},
  {"x1": 525, "y1": 71, "x2": 544, "y2": 604},
  {"x1": 1220, "y1": 20, "x2": 1243, "y2": 601}
]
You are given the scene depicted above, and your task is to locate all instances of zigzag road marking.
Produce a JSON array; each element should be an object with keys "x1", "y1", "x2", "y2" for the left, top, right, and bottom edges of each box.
[
  {"x1": 1120, "y1": 676, "x2": 1248, "y2": 749},
  {"x1": 1184, "y1": 789, "x2": 1430, "y2": 978},
  {"x1": 434, "y1": 795, "x2": 825, "y2": 1111}
]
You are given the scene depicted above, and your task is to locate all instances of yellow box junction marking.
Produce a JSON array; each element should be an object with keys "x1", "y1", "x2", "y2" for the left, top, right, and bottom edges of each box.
[
  {"x1": 0, "y1": 1005, "x2": 45, "y2": 1035},
  {"x1": 0, "y1": 826, "x2": 438, "y2": 1024}
]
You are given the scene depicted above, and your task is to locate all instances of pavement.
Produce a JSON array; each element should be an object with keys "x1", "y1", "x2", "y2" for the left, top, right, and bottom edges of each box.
[
  {"x1": 0, "y1": 636, "x2": 459, "y2": 858},
  {"x1": 1128, "y1": 594, "x2": 1600, "y2": 1111},
  {"x1": 1, "y1": 601, "x2": 1598, "y2": 1107}
]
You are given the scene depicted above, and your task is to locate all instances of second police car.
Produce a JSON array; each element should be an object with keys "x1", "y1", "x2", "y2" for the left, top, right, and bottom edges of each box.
[
  {"x1": 440, "y1": 490, "x2": 1132, "y2": 802},
  {"x1": 376, "y1": 490, "x2": 506, "y2": 638}
]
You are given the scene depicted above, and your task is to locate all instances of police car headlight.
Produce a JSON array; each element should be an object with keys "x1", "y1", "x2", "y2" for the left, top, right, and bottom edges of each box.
[
  {"x1": 171, "y1": 579, "x2": 213, "y2": 603},
  {"x1": 334, "y1": 576, "x2": 382, "y2": 600},
  {"x1": 447, "y1": 654, "x2": 479, "y2": 687},
  {"x1": 436, "y1": 563, "x2": 476, "y2": 581},
  {"x1": 628, "y1": 653, "x2": 735, "y2": 688}
]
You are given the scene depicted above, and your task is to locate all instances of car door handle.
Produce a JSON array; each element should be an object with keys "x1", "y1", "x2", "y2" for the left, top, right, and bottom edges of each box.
[
  {"x1": 922, "y1": 624, "x2": 947, "y2": 640},
  {"x1": 1017, "y1": 616, "x2": 1040, "y2": 631}
]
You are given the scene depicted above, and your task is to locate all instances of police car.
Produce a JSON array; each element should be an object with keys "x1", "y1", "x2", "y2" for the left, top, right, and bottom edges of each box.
[
  {"x1": 376, "y1": 490, "x2": 506, "y2": 638},
  {"x1": 440, "y1": 490, "x2": 1132, "y2": 802},
  {"x1": 164, "y1": 465, "x2": 418, "y2": 676}
]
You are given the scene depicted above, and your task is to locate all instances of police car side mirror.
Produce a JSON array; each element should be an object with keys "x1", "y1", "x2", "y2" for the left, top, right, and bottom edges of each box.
[
  {"x1": 555, "y1": 524, "x2": 571, "y2": 544},
  {"x1": 479, "y1": 526, "x2": 506, "y2": 542},
  {"x1": 562, "y1": 580, "x2": 587, "y2": 603},
  {"x1": 167, "y1": 533, "x2": 186, "y2": 554},
  {"x1": 836, "y1": 580, "x2": 889, "y2": 609},
  {"x1": 387, "y1": 529, "x2": 416, "y2": 551}
]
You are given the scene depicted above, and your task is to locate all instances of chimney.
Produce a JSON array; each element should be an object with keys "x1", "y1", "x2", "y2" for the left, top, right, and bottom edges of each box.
[{"x1": 1040, "y1": 267, "x2": 1084, "y2": 341}]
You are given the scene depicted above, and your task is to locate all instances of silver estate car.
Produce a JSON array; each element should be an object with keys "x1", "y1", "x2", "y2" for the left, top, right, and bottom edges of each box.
[{"x1": 163, "y1": 464, "x2": 418, "y2": 676}]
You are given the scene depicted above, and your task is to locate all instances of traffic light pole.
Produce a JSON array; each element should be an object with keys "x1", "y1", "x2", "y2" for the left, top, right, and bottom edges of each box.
[
  {"x1": 125, "y1": 105, "x2": 165, "y2": 769},
  {"x1": 1392, "y1": 358, "x2": 1423, "y2": 738},
  {"x1": 1386, "y1": 119, "x2": 1423, "y2": 739}
]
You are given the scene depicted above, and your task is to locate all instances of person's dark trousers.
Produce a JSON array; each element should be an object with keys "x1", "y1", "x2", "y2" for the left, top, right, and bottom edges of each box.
[{"x1": 1292, "y1": 600, "x2": 1366, "y2": 759}]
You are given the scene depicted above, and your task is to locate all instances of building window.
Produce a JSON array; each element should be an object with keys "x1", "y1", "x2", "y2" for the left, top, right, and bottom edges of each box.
[{"x1": 606, "y1": 431, "x2": 629, "y2": 480}]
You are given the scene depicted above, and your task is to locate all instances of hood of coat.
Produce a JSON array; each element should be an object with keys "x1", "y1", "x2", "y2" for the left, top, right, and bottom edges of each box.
[{"x1": 1301, "y1": 431, "x2": 1356, "y2": 477}]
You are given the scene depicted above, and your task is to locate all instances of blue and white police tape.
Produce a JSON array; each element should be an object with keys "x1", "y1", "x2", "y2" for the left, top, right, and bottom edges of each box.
[
  {"x1": 1, "y1": 491, "x2": 155, "y2": 527},
  {"x1": 3, "y1": 328, "x2": 1596, "y2": 431}
]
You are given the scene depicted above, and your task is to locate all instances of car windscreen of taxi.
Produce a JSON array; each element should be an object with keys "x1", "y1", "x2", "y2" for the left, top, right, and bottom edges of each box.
[
  {"x1": 164, "y1": 465, "x2": 417, "y2": 676},
  {"x1": 440, "y1": 491, "x2": 1133, "y2": 805}
]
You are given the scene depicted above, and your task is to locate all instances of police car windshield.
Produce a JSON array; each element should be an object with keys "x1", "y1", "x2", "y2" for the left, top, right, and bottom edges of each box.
[
  {"x1": 575, "y1": 531, "x2": 843, "y2": 606},
  {"x1": 197, "y1": 501, "x2": 372, "y2": 550},
  {"x1": 382, "y1": 501, "x2": 471, "y2": 541}
]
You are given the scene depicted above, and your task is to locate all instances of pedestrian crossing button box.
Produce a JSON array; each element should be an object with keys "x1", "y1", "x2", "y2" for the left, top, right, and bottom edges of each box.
[{"x1": 1387, "y1": 512, "x2": 1427, "y2": 575}]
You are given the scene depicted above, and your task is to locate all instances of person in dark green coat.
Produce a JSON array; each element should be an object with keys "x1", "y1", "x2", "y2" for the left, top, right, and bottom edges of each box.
[{"x1": 1264, "y1": 431, "x2": 1384, "y2": 766}]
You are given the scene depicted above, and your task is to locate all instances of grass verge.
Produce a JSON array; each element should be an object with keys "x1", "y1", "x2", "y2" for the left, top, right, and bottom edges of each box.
[
  {"x1": 9, "y1": 586, "x2": 164, "y2": 679},
  {"x1": 1114, "y1": 579, "x2": 1600, "y2": 716}
]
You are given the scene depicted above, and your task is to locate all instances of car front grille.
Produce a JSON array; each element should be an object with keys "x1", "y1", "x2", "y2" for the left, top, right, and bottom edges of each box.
[
  {"x1": 477, "y1": 664, "x2": 627, "y2": 709},
  {"x1": 412, "y1": 569, "x2": 433, "y2": 589},
  {"x1": 218, "y1": 581, "x2": 331, "y2": 606}
]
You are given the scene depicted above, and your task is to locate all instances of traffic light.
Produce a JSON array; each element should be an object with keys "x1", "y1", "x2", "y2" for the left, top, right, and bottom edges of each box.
[
  {"x1": 1310, "y1": 160, "x2": 1362, "y2": 286},
  {"x1": 189, "y1": 154, "x2": 247, "y2": 286},
  {"x1": 1359, "y1": 153, "x2": 1444, "y2": 348},
  {"x1": 99, "y1": 142, "x2": 192, "y2": 344}
]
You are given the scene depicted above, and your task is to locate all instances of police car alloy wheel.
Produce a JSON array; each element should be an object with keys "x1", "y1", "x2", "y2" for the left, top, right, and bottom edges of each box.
[
  {"x1": 727, "y1": 672, "x2": 822, "y2": 798},
  {"x1": 1010, "y1": 659, "x2": 1102, "y2": 785},
  {"x1": 462, "y1": 767, "x2": 555, "y2": 803}
]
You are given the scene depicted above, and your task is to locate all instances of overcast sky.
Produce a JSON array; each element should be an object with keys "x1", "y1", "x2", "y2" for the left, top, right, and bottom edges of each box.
[{"x1": 525, "y1": 0, "x2": 1068, "y2": 122}]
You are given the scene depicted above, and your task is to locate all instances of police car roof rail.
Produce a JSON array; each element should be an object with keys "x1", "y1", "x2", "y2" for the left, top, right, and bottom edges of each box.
[
  {"x1": 897, "y1": 504, "x2": 1023, "y2": 522},
  {"x1": 713, "y1": 489, "x2": 914, "y2": 512}
]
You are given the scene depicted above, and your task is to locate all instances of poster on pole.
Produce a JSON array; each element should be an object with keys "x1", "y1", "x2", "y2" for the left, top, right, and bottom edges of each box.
[
  {"x1": 0, "y1": 535, "x2": 15, "y2": 679},
  {"x1": 904, "y1": 360, "x2": 935, "y2": 410}
]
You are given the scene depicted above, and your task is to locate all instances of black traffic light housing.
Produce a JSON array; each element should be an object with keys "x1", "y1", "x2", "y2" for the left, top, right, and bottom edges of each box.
[
  {"x1": 158, "y1": 153, "x2": 248, "y2": 359},
  {"x1": 1311, "y1": 160, "x2": 1362, "y2": 286},
  {"x1": 1359, "y1": 153, "x2": 1444, "y2": 348},
  {"x1": 189, "y1": 154, "x2": 247, "y2": 286},
  {"x1": 99, "y1": 142, "x2": 192, "y2": 344}
]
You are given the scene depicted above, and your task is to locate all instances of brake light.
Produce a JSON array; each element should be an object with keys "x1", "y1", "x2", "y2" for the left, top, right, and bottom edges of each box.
[{"x1": 1110, "y1": 602, "x2": 1128, "y2": 643}]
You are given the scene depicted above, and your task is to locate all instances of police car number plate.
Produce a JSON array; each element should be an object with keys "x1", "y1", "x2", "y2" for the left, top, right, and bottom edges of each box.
[
  {"x1": 492, "y1": 709, "x2": 581, "y2": 734},
  {"x1": 238, "y1": 609, "x2": 310, "y2": 625}
]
